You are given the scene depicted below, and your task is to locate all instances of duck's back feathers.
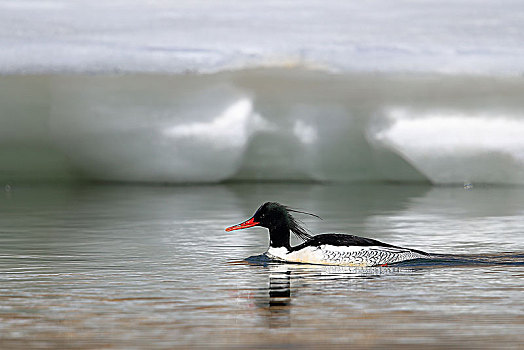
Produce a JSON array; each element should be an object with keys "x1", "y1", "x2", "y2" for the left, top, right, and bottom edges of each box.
[{"x1": 291, "y1": 233, "x2": 429, "y2": 256}]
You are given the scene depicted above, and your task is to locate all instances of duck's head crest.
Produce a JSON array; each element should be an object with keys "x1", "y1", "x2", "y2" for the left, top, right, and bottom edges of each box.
[{"x1": 252, "y1": 202, "x2": 321, "y2": 241}]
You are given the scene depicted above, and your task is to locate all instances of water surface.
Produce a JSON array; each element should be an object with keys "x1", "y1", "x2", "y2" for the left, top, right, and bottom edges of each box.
[{"x1": 1, "y1": 183, "x2": 523, "y2": 349}]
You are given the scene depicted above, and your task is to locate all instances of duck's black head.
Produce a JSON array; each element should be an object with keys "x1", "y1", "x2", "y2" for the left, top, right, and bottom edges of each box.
[{"x1": 226, "y1": 202, "x2": 318, "y2": 248}]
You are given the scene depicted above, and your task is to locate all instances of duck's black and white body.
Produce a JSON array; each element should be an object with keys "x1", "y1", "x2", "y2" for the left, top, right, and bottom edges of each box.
[
  {"x1": 265, "y1": 234, "x2": 427, "y2": 266},
  {"x1": 226, "y1": 202, "x2": 429, "y2": 267}
]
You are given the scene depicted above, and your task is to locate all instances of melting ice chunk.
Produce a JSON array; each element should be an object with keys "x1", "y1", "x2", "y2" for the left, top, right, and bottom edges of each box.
[
  {"x1": 293, "y1": 120, "x2": 318, "y2": 145},
  {"x1": 163, "y1": 98, "x2": 253, "y2": 148},
  {"x1": 375, "y1": 108, "x2": 524, "y2": 184}
]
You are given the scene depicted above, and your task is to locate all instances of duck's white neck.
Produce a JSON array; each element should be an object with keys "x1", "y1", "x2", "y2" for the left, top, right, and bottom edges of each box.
[{"x1": 267, "y1": 246, "x2": 290, "y2": 260}]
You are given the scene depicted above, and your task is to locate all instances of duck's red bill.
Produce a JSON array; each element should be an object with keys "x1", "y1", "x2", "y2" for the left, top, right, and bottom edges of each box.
[{"x1": 225, "y1": 217, "x2": 260, "y2": 232}]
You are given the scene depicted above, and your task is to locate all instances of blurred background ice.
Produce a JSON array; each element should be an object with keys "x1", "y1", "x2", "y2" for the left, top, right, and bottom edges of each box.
[{"x1": 1, "y1": 0, "x2": 524, "y2": 184}]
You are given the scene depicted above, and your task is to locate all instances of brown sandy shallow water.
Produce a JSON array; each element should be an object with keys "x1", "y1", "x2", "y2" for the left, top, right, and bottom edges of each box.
[{"x1": 1, "y1": 183, "x2": 523, "y2": 349}]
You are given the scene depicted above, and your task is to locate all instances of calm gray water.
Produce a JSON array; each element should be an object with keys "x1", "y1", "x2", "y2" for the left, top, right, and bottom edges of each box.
[{"x1": 1, "y1": 183, "x2": 523, "y2": 349}]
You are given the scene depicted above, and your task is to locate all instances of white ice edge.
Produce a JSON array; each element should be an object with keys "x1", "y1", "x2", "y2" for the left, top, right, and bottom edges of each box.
[
  {"x1": 1, "y1": 0, "x2": 523, "y2": 75},
  {"x1": 1, "y1": 69, "x2": 524, "y2": 185}
]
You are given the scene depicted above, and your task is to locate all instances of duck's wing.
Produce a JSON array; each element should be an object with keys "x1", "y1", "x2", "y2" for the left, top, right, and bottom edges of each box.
[{"x1": 291, "y1": 233, "x2": 428, "y2": 255}]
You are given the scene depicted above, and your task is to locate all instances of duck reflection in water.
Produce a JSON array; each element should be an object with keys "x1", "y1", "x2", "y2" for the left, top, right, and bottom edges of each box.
[
  {"x1": 266, "y1": 267, "x2": 292, "y2": 327},
  {"x1": 249, "y1": 261, "x2": 404, "y2": 329},
  {"x1": 238, "y1": 263, "x2": 292, "y2": 328}
]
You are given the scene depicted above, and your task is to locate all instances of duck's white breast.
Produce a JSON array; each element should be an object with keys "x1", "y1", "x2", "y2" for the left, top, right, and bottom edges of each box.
[
  {"x1": 267, "y1": 246, "x2": 325, "y2": 264},
  {"x1": 267, "y1": 245, "x2": 425, "y2": 266}
]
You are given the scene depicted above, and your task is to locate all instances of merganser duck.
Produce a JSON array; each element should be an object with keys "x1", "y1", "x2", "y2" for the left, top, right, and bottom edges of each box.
[{"x1": 226, "y1": 202, "x2": 429, "y2": 267}]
